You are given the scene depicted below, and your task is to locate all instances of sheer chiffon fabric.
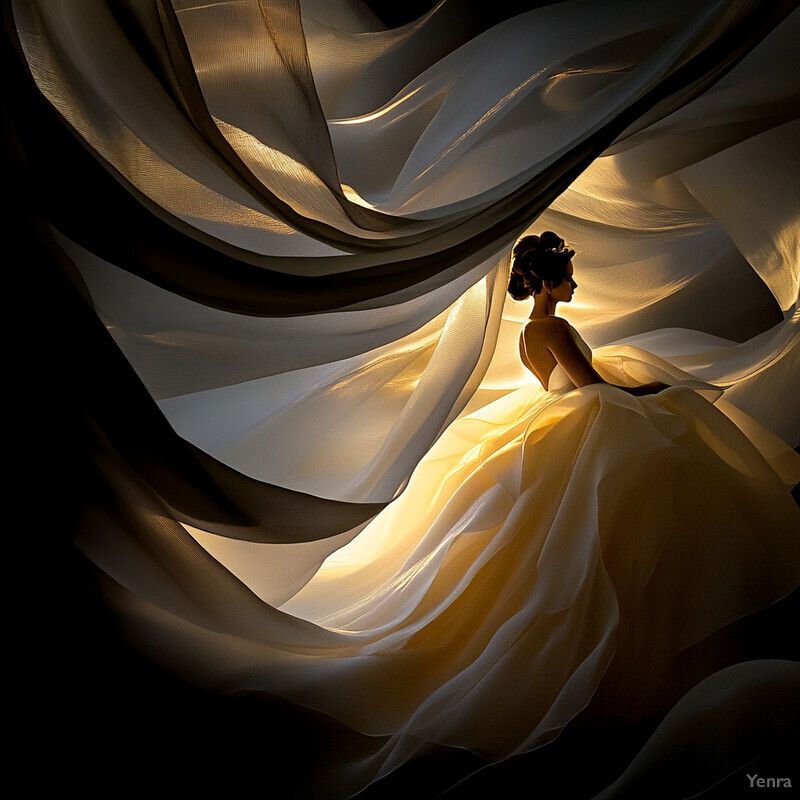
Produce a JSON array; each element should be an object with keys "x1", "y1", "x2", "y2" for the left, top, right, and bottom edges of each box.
[{"x1": 6, "y1": 0, "x2": 800, "y2": 797}]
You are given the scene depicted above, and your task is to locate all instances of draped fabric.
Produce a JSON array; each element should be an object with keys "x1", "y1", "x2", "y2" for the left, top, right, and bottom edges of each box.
[{"x1": 6, "y1": 0, "x2": 800, "y2": 797}]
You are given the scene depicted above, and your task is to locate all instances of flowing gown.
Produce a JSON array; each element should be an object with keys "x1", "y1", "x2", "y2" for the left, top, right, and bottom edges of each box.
[{"x1": 243, "y1": 324, "x2": 800, "y2": 788}]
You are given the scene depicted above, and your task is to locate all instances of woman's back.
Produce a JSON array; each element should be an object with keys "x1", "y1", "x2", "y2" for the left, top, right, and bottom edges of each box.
[{"x1": 521, "y1": 317, "x2": 593, "y2": 391}]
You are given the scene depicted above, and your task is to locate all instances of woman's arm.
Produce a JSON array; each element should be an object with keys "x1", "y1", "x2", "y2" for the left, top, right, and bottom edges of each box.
[{"x1": 540, "y1": 320, "x2": 667, "y2": 395}]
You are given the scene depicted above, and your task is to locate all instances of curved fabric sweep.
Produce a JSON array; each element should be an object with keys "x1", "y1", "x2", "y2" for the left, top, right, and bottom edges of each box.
[{"x1": 6, "y1": 1, "x2": 800, "y2": 798}]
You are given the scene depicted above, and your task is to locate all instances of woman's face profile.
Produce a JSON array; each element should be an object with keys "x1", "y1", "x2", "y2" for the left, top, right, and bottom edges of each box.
[{"x1": 549, "y1": 260, "x2": 576, "y2": 303}]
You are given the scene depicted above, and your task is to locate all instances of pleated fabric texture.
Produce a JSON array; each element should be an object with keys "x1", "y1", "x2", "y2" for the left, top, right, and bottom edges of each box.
[{"x1": 5, "y1": 1, "x2": 799, "y2": 797}]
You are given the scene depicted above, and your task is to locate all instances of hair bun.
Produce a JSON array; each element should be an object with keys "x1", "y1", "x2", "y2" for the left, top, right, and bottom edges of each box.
[
  {"x1": 513, "y1": 231, "x2": 568, "y2": 256},
  {"x1": 512, "y1": 235, "x2": 541, "y2": 259}
]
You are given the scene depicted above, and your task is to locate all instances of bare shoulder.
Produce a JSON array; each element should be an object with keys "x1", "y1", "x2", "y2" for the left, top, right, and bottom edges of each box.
[{"x1": 523, "y1": 317, "x2": 571, "y2": 346}]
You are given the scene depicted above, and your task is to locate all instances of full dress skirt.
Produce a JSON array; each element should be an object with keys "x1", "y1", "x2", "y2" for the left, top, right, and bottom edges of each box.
[{"x1": 229, "y1": 338, "x2": 800, "y2": 787}]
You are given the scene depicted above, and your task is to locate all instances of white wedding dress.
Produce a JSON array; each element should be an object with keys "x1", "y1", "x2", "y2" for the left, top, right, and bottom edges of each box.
[{"x1": 230, "y1": 325, "x2": 800, "y2": 787}]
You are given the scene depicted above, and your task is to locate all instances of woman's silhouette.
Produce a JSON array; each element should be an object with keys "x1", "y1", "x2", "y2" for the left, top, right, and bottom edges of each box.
[{"x1": 513, "y1": 232, "x2": 668, "y2": 395}]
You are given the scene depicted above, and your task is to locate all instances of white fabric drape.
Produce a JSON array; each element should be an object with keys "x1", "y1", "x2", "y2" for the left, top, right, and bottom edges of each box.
[{"x1": 9, "y1": 0, "x2": 799, "y2": 796}]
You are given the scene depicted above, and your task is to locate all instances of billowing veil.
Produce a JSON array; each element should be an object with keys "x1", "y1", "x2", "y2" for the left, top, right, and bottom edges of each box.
[{"x1": 6, "y1": 0, "x2": 799, "y2": 797}]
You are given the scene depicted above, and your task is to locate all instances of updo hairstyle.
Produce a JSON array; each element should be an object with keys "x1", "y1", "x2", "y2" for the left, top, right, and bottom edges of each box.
[{"x1": 508, "y1": 231, "x2": 575, "y2": 301}]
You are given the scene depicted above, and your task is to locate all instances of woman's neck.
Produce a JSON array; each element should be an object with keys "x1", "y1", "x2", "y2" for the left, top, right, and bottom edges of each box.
[{"x1": 529, "y1": 291, "x2": 558, "y2": 319}]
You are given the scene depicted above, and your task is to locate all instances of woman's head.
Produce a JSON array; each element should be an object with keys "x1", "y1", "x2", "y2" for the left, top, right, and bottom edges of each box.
[{"x1": 508, "y1": 231, "x2": 576, "y2": 301}]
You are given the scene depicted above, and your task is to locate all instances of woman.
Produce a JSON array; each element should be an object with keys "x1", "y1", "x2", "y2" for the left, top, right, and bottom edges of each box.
[
  {"x1": 512, "y1": 231, "x2": 668, "y2": 396},
  {"x1": 273, "y1": 232, "x2": 800, "y2": 789}
]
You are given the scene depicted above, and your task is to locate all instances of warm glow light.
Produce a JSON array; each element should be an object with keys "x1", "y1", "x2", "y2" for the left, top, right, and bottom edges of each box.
[
  {"x1": 341, "y1": 183, "x2": 377, "y2": 209},
  {"x1": 334, "y1": 84, "x2": 427, "y2": 125},
  {"x1": 213, "y1": 117, "x2": 385, "y2": 232}
]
